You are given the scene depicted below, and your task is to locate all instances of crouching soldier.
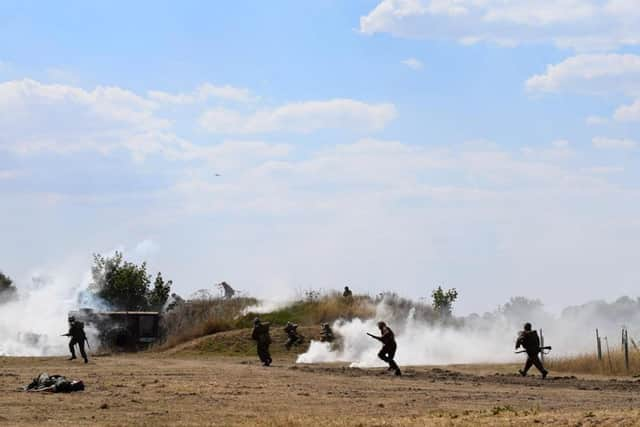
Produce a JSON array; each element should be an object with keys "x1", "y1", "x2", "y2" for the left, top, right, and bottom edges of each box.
[
  {"x1": 320, "y1": 323, "x2": 334, "y2": 343},
  {"x1": 252, "y1": 317, "x2": 272, "y2": 366},
  {"x1": 367, "y1": 321, "x2": 401, "y2": 376},
  {"x1": 283, "y1": 321, "x2": 304, "y2": 350},
  {"x1": 64, "y1": 316, "x2": 88, "y2": 363},
  {"x1": 516, "y1": 322, "x2": 548, "y2": 379}
]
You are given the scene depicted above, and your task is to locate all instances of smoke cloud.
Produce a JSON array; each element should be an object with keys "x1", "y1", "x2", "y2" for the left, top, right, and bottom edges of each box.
[
  {"x1": 298, "y1": 296, "x2": 640, "y2": 366},
  {"x1": 0, "y1": 269, "x2": 103, "y2": 357}
]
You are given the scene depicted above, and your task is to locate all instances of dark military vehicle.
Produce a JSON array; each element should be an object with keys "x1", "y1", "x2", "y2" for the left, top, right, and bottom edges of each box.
[{"x1": 68, "y1": 308, "x2": 161, "y2": 351}]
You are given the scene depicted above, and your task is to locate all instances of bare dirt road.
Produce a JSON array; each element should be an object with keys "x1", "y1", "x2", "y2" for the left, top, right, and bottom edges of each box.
[{"x1": 1, "y1": 353, "x2": 640, "y2": 426}]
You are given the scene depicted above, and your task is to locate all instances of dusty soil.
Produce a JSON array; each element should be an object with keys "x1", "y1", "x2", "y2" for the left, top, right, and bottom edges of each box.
[{"x1": 2, "y1": 352, "x2": 640, "y2": 426}]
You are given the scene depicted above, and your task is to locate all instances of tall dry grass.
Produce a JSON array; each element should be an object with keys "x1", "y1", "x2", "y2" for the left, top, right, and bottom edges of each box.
[
  {"x1": 156, "y1": 297, "x2": 257, "y2": 350},
  {"x1": 547, "y1": 348, "x2": 640, "y2": 376}
]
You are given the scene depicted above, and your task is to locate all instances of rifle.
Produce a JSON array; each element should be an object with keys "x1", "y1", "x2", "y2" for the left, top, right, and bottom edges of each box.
[
  {"x1": 367, "y1": 332, "x2": 382, "y2": 342},
  {"x1": 515, "y1": 346, "x2": 552, "y2": 355}
]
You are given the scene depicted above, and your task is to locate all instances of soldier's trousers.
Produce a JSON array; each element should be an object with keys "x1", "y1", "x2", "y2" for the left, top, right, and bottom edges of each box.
[
  {"x1": 378, "y1": 343, "x2": 400, "y2": 372},
  {"x1": 69, "y1": 338, "x2": 88, "y2": 362},
  {"x1": 523, "y1": 352, "x2": 546, "y2": 374},
  {"x1": 257, "y1": 342, "x2": 272, "y2": 366},
  {"x1": 285, "y1": 335, "x2": 302, "y2": 350}
]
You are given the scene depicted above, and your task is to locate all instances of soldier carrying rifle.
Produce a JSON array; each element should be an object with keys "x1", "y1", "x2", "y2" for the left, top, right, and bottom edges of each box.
[
  {"x1": 62, "y1": 315, "x2": 89, "y2": 364},
  {"x1": 515, "y1": 322, "x2": 549, "y2": 379},
  {"x1": 367, "y1": 321, "x2": 401, "y2": 376}
]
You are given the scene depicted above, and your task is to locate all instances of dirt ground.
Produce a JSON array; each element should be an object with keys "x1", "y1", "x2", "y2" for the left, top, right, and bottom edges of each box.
[{"x1": 2, "y1": 353, "x2": 640, "y2": 426}]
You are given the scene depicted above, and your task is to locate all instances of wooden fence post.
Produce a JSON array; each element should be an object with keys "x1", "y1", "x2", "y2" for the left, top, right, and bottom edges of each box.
[{"x1": 624, "y1": 328, "x2": 629, "y2": 372}]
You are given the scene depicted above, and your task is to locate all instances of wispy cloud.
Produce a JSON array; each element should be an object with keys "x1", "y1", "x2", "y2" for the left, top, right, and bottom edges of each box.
[{"x1": 402, "y1": 57, "x2": 424, "y2": 70}]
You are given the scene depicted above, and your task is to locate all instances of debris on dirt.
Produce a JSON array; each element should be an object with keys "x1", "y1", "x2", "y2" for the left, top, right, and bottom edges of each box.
[
  {"x1": 100, "y1": 403, "x2": 109, "y2": 410},
  {"x1": 24, "y1": 373, "x2": 85, "y2": 393}
]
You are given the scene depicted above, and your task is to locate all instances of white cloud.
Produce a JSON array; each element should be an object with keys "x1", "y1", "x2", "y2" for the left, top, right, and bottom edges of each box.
[
  {"x1": 148, "y1": 83, "x2": 256, "y2": 104},
  {"x1": 402, "y1": 57, "x2": 424, "y2": 70},
  {"x1": 525, "y1": 54, "x2": 640, "y2": 96},
  {"x1": 592, "y1": 136, "x2": 638, "y2": 149},
  {"x1": 0, "y1": 169, "x2": 24, "y2": 180},
  {"x1": 0, "y1": 79, "x2": 374, "y2": 161},
  {"x1": 614, "y1": 99, "x2": 640, "y2": 122},
  {"x1": 0, "y1": 79, "x2": 172, "y2": 157},
  {"x1": 199, "y1": 99, "x2": 397, "y2": 134},
  {"x1": 585, "y1": 165, "x2": 625, "y2": 174},
  {"x1": 360, "y1": 0, "x2": 640, "y2": 51},
  {"x1": 586, "y1": 115, "x2": 609, "y2": 125}
]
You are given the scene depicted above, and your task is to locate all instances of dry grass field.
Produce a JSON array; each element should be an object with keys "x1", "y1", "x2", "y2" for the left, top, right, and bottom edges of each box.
[{"x1": 3, "y1": 348, "x2": 640, "y2": 426}]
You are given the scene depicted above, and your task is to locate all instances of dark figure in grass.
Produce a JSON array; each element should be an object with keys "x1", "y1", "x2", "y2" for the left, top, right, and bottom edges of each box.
[
  {"x1": 320, "y1": 323, "x2": 334, "y2": 343},
  {"x1": 343, "y1": 286, "x2": 353, "y2": 299},
  {"x1": 368, "y1": 321, "x2": 401, "y2": 376},
  {"x1": 251, "y1": 317, "x2": 272, "y2": 366},
  {"x1": 516, "y1": 322, "x2": 548, "y2": 379},
  {"x1": 283, "y1": 321, "x2": 304, "y2": 350},
  {"x1": 63, "y1": 316, "x2": 88, "y2": 363}
]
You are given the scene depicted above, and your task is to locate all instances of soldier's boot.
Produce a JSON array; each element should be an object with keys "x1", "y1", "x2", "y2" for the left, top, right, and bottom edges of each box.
[
  {"x1": 395, "y1": 368, "x2": 402, "y2": 376},
  {"x1": 518, "y1": 369, "x2": 526, "y2": 377},
  {"x1": 84, "y1": 357, "x2": 89, "y2": 364},
  {"x1": 68, "y1": 356, "x2": 76, "y2": 360},
  {"x1": 541, "y1": 370, "x2": 548, "y2": 379}
]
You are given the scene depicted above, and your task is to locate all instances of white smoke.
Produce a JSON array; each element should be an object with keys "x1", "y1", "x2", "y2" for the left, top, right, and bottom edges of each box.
[
  {"x1": 297, "y1": 297, "x2": 640, "y2": 367},
  {"x1": 0, "y1": 268, "x2": 104, "y2": 356}
]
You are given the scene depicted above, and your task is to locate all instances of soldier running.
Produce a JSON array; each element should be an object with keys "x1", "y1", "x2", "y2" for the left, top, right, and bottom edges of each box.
[
  {"x1": 320, "y1": 323, "x2": 334, "y2": 343},
  {"x1": 283, "y1": 321, "x2": 304, "y2": 350},
  {"x1": 251, "y1": 317, "x2": 272, "y2": 366},
  {"x1": 367, "y1": 321, "x2": 401, "y2": 376},
  {"x1": 64, "y1": 316, "x2": 88, "y2": 363},
  {"x1": 515, "y1": 322, "x2": 548, "y2": 379}
]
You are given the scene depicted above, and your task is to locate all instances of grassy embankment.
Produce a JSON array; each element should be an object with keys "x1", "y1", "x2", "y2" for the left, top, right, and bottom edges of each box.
[{"x1": 157, "y1": 292, "x2": 375, "y2": 352}]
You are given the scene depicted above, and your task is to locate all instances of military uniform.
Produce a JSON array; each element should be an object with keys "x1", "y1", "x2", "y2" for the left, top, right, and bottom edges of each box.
[
  {"x1": 343, "y1": 286, "x2": 353, "y2": 298},
  {"x1": 251, "y1": 319, "x2": 272, "y2": 366},
  {"x1": 516, "y1": 324, "x2": 548, "y2": 378},
  {"x1": 66, "y1": 317, "x2": 88, "y2": 363},
  {"x1": 376, "y1": 322, "x2": 401, "y2": 376},
  {"x1": 283, "y1": 322, "x2": 303, "y2": 350},
  {"x1": 320, "y1": 323, "x2": 334, "y2": 343}
]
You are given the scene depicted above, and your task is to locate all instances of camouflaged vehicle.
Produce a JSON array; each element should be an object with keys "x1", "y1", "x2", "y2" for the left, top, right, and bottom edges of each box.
[{"x1": 68, "y1": 308, "x2": 161, "y2": 351}]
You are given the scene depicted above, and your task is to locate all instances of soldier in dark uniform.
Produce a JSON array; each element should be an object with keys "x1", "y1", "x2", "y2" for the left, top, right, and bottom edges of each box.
[
  {"x1": 343, "y1": 286, "x2": 353, "y2": 298},
  {"x1": 515, "y1": 322, "x2": 548, "y2": 378},
  {"x1": 64, "y1": 316, "x2": 88, "y2": 363},
  {"x1": 368, "y1": 321, "x2": 401, "y2": 376},
  {"x1": 283, "y1": 321, "x2": 303, "y2": 350},
  {"x1": 251, "y1": 317, "x2": 272, "y2": 366},
  {"x1": 320, "y1": 323, "x2": 334, "y2": 343}
]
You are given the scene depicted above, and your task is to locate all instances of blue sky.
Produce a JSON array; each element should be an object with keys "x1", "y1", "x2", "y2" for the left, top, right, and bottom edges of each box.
[{"x1": 1, "y1": 0, "x2": 639, "y2": 314}]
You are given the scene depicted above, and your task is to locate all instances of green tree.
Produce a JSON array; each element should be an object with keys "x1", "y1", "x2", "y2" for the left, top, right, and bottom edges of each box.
[
  {"x1": 0, "y1": 270, "x2": 17, "y2": 302},
  {"x1": 90, "y1": 252, "x2": 172, "y2": 311},
  {"x1": 431, "y1": 286, "x2": 458, "y2": 317},
  {"x1": 148, "y1": 272, "x2": 172, "y2": 310}
]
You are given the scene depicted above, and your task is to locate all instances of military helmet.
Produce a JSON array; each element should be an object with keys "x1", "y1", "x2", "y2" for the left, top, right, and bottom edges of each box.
[
  {"x1": 524, "y1": 322, "x2": 532, "y2": 331},
  {"x1": 377, "y1": 321, "x2": 386, "y2": 328},
  {"x1": 68, "y1": 315, "x2": 76, "y2": 322},
  {"x1": 253, "y1": 317, "x2": 261, "y2": 325}
]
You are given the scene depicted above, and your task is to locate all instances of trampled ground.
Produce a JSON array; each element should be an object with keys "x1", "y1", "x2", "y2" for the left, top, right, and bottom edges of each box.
[{"x1": 2, "y1": 349, "x2": 640, "y2": 426}]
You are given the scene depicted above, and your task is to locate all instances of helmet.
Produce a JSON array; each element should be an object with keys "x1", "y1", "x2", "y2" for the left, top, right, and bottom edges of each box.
[
  {"x1": 286, "y1": 321, "x2": 292, "y2": 326},
  {"x1": 253, "y1": 317, "x2": 261, "y2": 325},
  {"x1": 68, "y1": 315, "x2": 76, "y2": 322},
  {"x1": 524, "y1": 322, "x2": 532, "y2": 331},
  {"x1": 377, "y1": 321, "x2": 386, "y2": 328}
]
